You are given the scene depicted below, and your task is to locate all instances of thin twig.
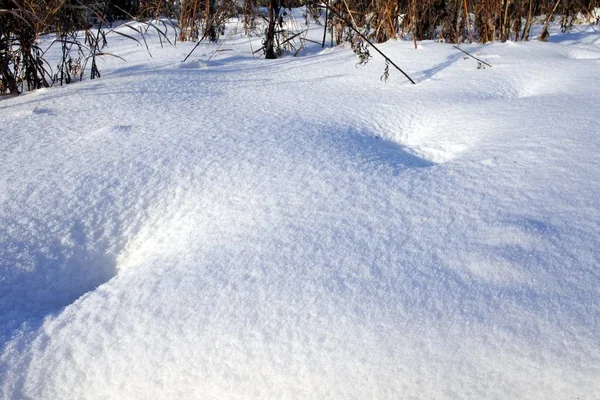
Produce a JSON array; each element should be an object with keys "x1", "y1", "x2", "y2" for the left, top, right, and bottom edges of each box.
[
  {"x1": 453, "y1": 45, "x2": 492, "y2": 68},
  {"x1": 182, "y1": 33, "x2": 208, "y2": 62},
  {"x1": 323, "y1": 2, "x2": 415, "y2": 84},
  {"x1": 252, "y1": 30, "x2": 306, "y2": 55}
]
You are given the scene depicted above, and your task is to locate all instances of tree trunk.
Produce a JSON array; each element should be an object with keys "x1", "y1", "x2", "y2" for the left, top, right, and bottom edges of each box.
[
  {"x1": 501, "y1": 0, "x2": 511, "y2": 42},
  {"x1": 264, "y1": 0, "x2": 279, "y2": 59},
  {"x1": 521, "y1": 0, "x2": 534, "y2": 40},
  {"x1": 204, "y1": 0, "x2": 217, "y2": 41},
  {"x1": 463, "y1": 0, "x2": 473, "y2": 43},
  {"x1": 322, "y1": 1, "x2": 329, "y2": 48},
  {"x1": 538, "y1": 0, "x2": 562, "y2": 41}
]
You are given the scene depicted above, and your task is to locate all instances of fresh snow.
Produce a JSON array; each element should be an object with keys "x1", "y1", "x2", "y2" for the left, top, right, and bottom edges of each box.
[{"x1": 1, "y1": 17, "x2": 599, "y2": 399}]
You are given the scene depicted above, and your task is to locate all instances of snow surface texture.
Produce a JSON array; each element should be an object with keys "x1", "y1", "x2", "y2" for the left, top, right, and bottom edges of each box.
[{"x1": 1, "y1": 18, "x2": 600, "y2": 399}]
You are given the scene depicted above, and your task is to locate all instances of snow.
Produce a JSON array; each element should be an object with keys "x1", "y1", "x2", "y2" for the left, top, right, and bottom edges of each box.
[{"x1": 1, "y1": 17, "x2": 600, "y2": 399}]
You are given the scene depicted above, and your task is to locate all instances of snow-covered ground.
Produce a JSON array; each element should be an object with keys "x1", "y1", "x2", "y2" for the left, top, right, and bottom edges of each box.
[{"x1": 1, "y1": 16, "x2": 599, "y2": 399}]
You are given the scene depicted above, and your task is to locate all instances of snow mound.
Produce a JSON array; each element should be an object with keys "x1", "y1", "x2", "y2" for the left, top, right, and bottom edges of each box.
[{"x1": 1, "y1": 21, "x2": 599, "y2": 399}]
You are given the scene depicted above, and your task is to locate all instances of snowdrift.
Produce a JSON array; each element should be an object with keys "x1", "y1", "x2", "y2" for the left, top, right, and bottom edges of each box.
[{"x1": 1, "y1": 20, "x2": 599, "y2": 399}]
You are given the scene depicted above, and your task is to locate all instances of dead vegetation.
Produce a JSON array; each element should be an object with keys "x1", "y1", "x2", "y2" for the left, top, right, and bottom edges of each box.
[{"x1": 1, "y1": 0, "x2": 598, "y2": 94}]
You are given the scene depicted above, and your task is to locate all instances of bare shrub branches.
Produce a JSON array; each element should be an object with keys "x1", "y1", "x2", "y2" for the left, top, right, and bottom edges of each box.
[{"x1": 1, "y1": 0, "x2": 596, "y2": 94}]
